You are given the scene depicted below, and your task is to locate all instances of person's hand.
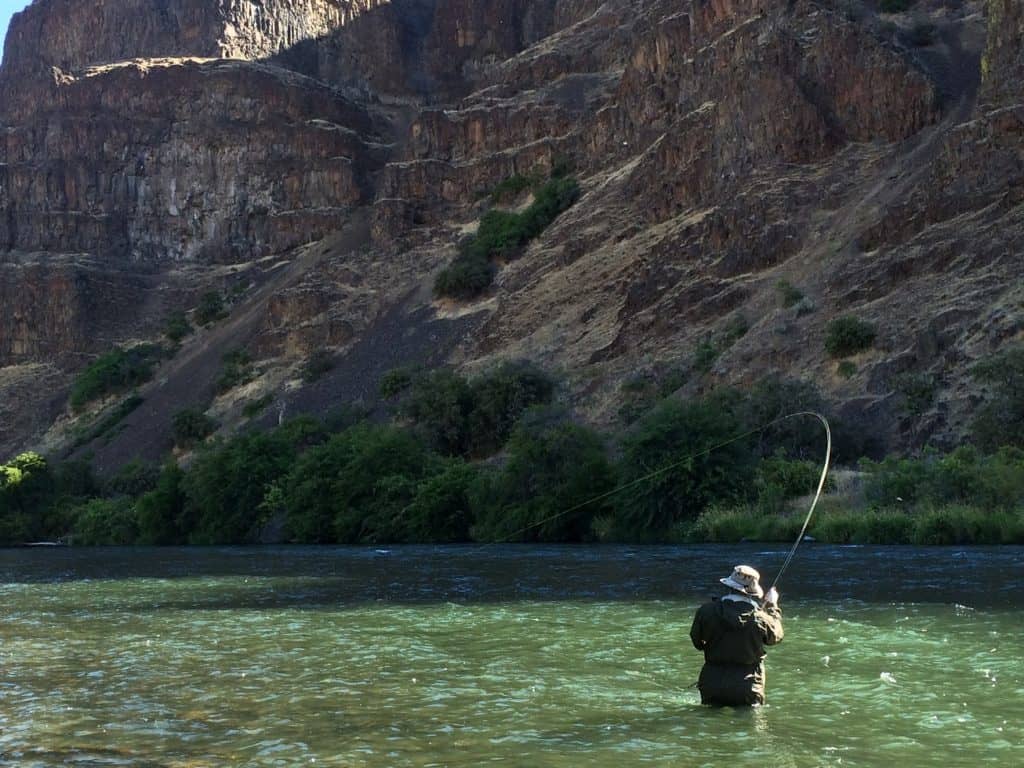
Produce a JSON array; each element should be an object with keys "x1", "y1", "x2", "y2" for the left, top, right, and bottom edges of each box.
[{"x1": 764, "y1": 587, "x2": 779, "y2": 606}]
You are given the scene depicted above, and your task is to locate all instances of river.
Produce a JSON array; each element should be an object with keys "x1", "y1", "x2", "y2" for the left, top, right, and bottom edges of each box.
[{"x1": 0, "y1": 545, "x2": 1021, "y2": 766}]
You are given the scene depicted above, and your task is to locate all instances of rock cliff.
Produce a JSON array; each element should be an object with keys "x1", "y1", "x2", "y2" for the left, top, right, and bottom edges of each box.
[{"x1": 0, "y1": 0, "x2": 1021, "y2": 467}]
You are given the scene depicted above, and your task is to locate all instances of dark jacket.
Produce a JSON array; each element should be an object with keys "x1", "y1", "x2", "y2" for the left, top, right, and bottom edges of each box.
[{"x1": 689, "y1": 596, "x2": 783, "y2": 706}]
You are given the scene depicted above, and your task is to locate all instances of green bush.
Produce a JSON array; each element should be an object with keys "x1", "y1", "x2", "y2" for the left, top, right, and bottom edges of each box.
[
  {"x1": 104, "y1": 461, "x2": 160, "y2": 498},
  {"x1": 69, "y1": 345, "x2": 164, "y2": 412},
  {"x1": 71, "y1": 497, "x2": 139, "y2": 545},
  {"x1": 693, "y1": 340, "x2": 718, "y2": 373},
  {"x1": 172, "y1": 408, "x2": 218, "y2": 448},
  {"x1": 135, "y1": 463, "x2": 188, "y2": 545},
  {"x1": 614, "y1": 397, "x2": 757, "y2": 539},
  {"x1": 216, "y1": 349, "x2": 255, "y2": 394},
  {"x1": 489, "y1": 171, "x2": 542, "y2": 203},
  {"x1": 824, "y1": 316, "x2": 877, "y2": 358},
  {"x1": 195, "y1": 291, "x2": 227, "y2": 326},
  {"x1": 163, "y1": 311, "x2": 193, "y2": 343},
  {"x1": 896, "y1": 372, "x2": 936, "y2": 417},
  {"x1": 470, "y1": 417, "x2": 615, "y2": 542},
  {"x1": 401, "y1": 460, "x2": 479, "y2": 543},
  {"x1": 434, "y1": 176, "x2": 580, "y2": 300},
  {"x1": 837, "y1": 360, "x2": 857, "y2": 379}
]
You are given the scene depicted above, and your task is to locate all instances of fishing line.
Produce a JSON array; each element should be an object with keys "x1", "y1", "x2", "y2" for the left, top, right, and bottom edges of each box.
[{"x1": 476, "y1": 410, "x2": 832, "y2": 558}]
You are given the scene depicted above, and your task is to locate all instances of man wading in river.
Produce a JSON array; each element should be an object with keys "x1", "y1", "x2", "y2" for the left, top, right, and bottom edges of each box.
[{"x1": 689, "y1": 565, "x2": 783, "y2": 706}]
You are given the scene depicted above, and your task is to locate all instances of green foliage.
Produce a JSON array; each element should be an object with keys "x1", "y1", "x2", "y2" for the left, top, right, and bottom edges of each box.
[
  {"x1": 69, "y1": 345, "x2": 164, "y2": 412},
  {"x1": 0, "y1": 452, "x2": 55, "y2": 543},
  {"x1": 403, "y1": 363, "x2": 556, "y2": 457},
  {"x1": 216, "y1": 349, "x2": 255, "y2": 394},
  {"x1": 172, "y1": 408, "x2": 218, "y2": 448},
  {"x1": 135, "y1": 463, "x2": 188, "y2": 545},
  {"x1": 755, "y1": 454, "x2": 825, "y2": 514},
  {"x1": 301, "y1": 350, "x2": 335, "y2": 383},
  {"x1": 401, "y1": 461, "x2": 479, "y2": 543},
  {"x1": 739, "y1": 375, "x2": 828, "y2": 460},
  {"x1": 824, "y1": 316, "x2": 877, "y2": 358},
  {"x1": 693, "y1": 340, "x2": 719, "y2": 373},
  {"x1": 895, "y1": 372, "x2": 936, "y2": 417},
  {"x1": 861, "y1": 446, "x2": 1024, "y2": 511},
  {"x1": 721, "y1": 314, "x2": 749, "y2": 346},
  {"x1": 71, "y1": 497, "x2": 139, "y2": 545},
  {"x1": 488, "y1": 171, "x2": 542, "y2": 203},
  {"x1": 70, "y1": 393, "x2": 144, "y2": 449},
  {"x1": 614, "y1": 397, "x2": 756, "y2": 540},
  {"x1": 163, "y1": 311, "x2": 193, "y2": 343},
  {"x1": 776, "y1": 280, "x2": 804, "y2": 308},
  {"x1": 971, "y1": 346, "x2": 1024, "y2": 451},
  {"x1": 470, "y1": 415, "x2": 615, "y2": 542},
  {"x1": 104, "y1": 461, "x2": 160, "y2": 498},
  {"x1": 181, "y1": 417, "x2": 326, "y2": 544},
  {"x1": 280, "y1": 424, "x2": 442, "y2": 544},
  {"x1": 195, "y1": 291, "x2": 227, "y2": 326},
  {"x1": 434, "y1": 176, "x2": 580, "y2": 299}
]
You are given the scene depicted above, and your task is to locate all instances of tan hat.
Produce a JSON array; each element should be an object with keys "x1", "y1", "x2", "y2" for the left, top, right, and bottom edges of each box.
[{"x1": 721, "y1": 564, "x2": 764, "y2": 598}]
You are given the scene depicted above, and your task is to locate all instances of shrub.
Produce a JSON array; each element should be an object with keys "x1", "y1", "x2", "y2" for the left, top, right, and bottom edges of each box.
[
  {"x1": 722, "y1": 314, "x2": 749, "y2": 346},
  {"x1": 163, "y1": 311, "x2": 193, "y2": 343},
  {"x1": 896, "y1": 372, "x2": 936, "y2": 416},
  {"x1": 434, "y1": 176, "x2": 580, "y2": 300},
  {"x1": 71, "y1": 497, "x2": 140, "y2": 545},
  {"x1": 466, "y1": 361, "x2": 556, "y2": 456},
  {"x1": 69, "y1": 344, "x2": 164, "y2": 412},
  {"x1": 216, "y1": 349, "x2": 255, "y2": 394},
  {"x1": 824, "y1": 316, "x2": 877, "y2": 358},
  {"x1": 172, "y1": 408, "x2": 218, "y2": 448},
  {"x1": 837, "y1": 360, "x2": 857, "y2": 379},
  {"x1": 470, "y1": 417, "x2": 615, "y2": 542},
  {"x1": 135, "y1": 462, "x2": 188, "y2": 545},
  {"x1": 402, "y1": 460, "x2": 479, "y2": 543},
  {"x1": 403, "y1": 369, "x2": 476, "y2": 456},
  {"x1": 194, "y1": 291, "x2": 227, "y2": 326},
  {"x1": 104, "y1": 461, "x2": 160, "y2": 498},
  {"x1": 693, "y1": 340, "x2": 718, "y2": 373},
  {"x1": 614, "y1": 397, "x2": 757, "y2": 539},
  {"x1": 489, "y1": 171, "x2": 542, "y2": 203}
]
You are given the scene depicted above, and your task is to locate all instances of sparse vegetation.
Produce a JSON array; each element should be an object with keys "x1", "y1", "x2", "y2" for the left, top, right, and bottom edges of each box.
[
  {"x1": 838, "y1": 360, "x2": 857, "y2": 379},
  {"x1": 172, "y1": 408, "x2": 218, "y2": 449},
  {"x1": 896, "y1": 372, "x2": 936, "y2": 416},
  {"x1": 775, "y1": 280, "x2": 804, "y2": 308},
  {"x1": 824, "y1": 316, "x2": 877, "y2": 358},
  {"x1": 242, "y1": 394, "x2": 274, "y2": 418},
  {"x1": 69, "y1": 344, "x2": 165, "y2": 412},
  {"x1": 434, "y1": 175, "x2": 581, "y2": 300},
  {"x1": 163, "y1": 311, "x2": 193, "y2": 343},
  {"x1": 970, "y1": 345, "x2": 1024, "y2": 452},
  {"x1": 380, "y1": 367, "x2": 416, "y2": 398},
  {"x1": 71, "y1": 394, "x2": 144, "y2": 448},
  {"x1": 488, "y1": 171, "x2": 543, "y2": 203},
  {"x1": 194, "y1": 291, "x2": 227, "y2": 326},
  {"x1": 693, "y1": 339, "x2": 719, "y2": 373},
  {"x1": 216, "y1": 349, "x2": 255, "y2": 394}
]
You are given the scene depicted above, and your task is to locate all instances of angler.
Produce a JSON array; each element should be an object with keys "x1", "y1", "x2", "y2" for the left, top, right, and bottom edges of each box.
[{"x1": 689, "y1": 565, "x2": 783, "y2": 706}]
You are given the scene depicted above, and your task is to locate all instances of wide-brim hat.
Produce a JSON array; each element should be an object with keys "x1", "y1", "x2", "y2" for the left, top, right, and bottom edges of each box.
[{"x1": 721, "y1": 564, "x2": 764, "y2": 598}]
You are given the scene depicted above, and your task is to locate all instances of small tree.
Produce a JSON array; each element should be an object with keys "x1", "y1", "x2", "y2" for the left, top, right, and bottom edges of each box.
[{"x1": 824, "y1": 316, "x2": 877, "y2": 358}]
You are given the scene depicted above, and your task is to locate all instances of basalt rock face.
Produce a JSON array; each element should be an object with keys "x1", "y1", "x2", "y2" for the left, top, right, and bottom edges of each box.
[{"x1": 0, "y1": 0, "x2": 1021, "y2": 464}]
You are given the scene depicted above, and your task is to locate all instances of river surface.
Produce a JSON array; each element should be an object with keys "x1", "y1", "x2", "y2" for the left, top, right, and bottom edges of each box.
[{"x1": 0, "y1": 545, "x2": 1022, "y2": 767}]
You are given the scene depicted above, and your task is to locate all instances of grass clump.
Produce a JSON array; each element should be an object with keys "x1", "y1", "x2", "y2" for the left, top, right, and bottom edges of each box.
[
  {"x1": 824, "y1": 316, "x2": 877, "y2": 358},
  {"x1": 69, "y1": 344, "x2": 165, "y2": 412},
  {"x1": 434, "y1": 176, "x2": 580, "y2": 300}
]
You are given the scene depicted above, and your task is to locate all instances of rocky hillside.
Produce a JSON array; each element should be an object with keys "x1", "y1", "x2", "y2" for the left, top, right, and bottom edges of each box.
[{"x1": 0, "y1": 0, "x2": 1020, "y2": 471}]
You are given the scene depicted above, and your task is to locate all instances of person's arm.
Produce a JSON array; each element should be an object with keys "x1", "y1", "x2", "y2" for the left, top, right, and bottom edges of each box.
[
  {"x1": 760, "y1": 588, "x2": 784, "y2": 645},
  {"x1": 690, "y1": 606, "x2": 707, "y2": 650}
]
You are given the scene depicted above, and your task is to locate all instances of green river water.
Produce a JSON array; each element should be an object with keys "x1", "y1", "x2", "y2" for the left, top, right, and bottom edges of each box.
[{"x1": 0, "y1": 545, "x2": 1021, "y2": 767}]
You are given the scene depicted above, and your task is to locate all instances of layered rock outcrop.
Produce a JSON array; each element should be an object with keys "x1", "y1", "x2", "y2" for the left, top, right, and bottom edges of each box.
[{"x1": 0, "y1": 0, "x2": 1021, "y2": 464}]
